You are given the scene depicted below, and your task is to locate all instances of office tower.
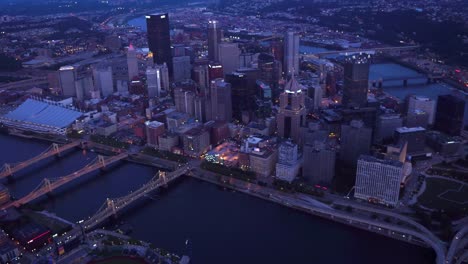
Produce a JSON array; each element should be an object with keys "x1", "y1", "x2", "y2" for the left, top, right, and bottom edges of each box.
[
  {"x1": 325, "y1": 71, "x2": 337, "y2": 97},
  {"x1": 249, "y1": 148, "x2": 277, "y2": 178},
  {"x1": 145, "y1": 121, "x2": 165, "y2": 146},
  {"x1": 303, "y1": 141, "x2": 336, "y2": 186},
  {"x1": 375, "y1": 114, "x2": 403, "y2": 144},
  {"x1": 172, "y1": 56, "x2": 191, "y2": 82},
  {"x1": 210, "y1": 78, "x2": 232, "y2": 122},
  {"x1": 303, "y1": 121, "x2": 328, "y2": 145},
  {"x1": 307, "y1": 84, "x2": 322, "y2": 110},
  {"x1": 407, "y1": 95, "x2": 435, "y2": 125},
  {"x1": 406, "y1": 110, "x2": 429, "y2": 128},
  {"x1": 218, "y1": 43, "x2": 240, "y2": 75},
  {"x1": 127, "y1": 44, "x2": 139, "y2": 80},
  {"x1": 182, "y1": 128, "x2": 210, "y2": 157},
  {"x1": 158, "y1": 63, "x2": 170, "y2": 91},
  {"x1": 208, "y1": 63, "x2": 224, "y2": 82},
  {"x1": 340, "y1": 120, "x2": 372, "y2": 166},
  {"x1": 239, "y1": 53, "x2": 254, "y2": 68},
  {"x1": 434, "y1": 94, "x2": 466, "y2": 136},
  {"x1": 74, "y1": 76, "x2": 93, "y2": 101},
  {"x1": 275, "y1": 141, "x2": 301, "y2": 182},
  {"x1": 174, "y1": 88, "x2": 195, "y2": 116},
  {"x1": 342, "y1": 54, "x2": 370, "y2": 108},
  {"x1": 283, "y1": 31, "x2": 300, "y2": 76},
  {"x1": 355, "y1": 155, "x2": 404, "y2": 207},
  {"x1": 208, "y1": 20, "x2": 222, "y2": 62},
  {"x1": 394, "y1": 127, "x2": 426, "y2": 153},
  {"x1": 256, "y1": 80, "x2": 272, "y2": 102},
  {"x1": 93, "y1": 66, "x2": 113, "y2": 97},
  {"x1": 58, "y1": 66, "x2": 76, "y2": 97},
  {"x1": 146, "y1": 67, "x2": 162, "y2": 97},
  {"x1": 171, "y1": 44, "x2": 186, "y2": 57},
  {"x1": 225, "y1": 71, "x2": 257, "y2": 123},
  {"x1": 146, "y1": 13, "x2": 172, "y2": 75},
  {"x1": 194, "y1": 96, "x2": 207, "y2": 122},
  {"x1": 340, "y1": 107, "x2": 377, "y2": 130},
  {"x1": 258, "y1": 53, "x2": 282, "y2": 91},
  {"x1": 277, "y1": 76, "x2": 307, "y2": 144},
  {"x1": 193, "y1": 65, "x2": 210, "y2": 94},
  {"x1": 116, "y1": 80, "x2": 128, "y2": 94},
  {"x1": 271, "y1": 40, "x2": 284, "y2": 63}
]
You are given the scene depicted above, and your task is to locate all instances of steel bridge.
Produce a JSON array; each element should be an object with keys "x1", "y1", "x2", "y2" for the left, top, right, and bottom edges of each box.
[
  {"x1": 307, "y1": 45, "x2": 421, "y2": 58},
  {"x1": 1, "y1": 153, "x2": 128, "y2": 209},
  {"x1": 82, "y1": 164, "x2": 190, "y2": 231},
  {"x1": 0, "y1": 141, "x2": 81, "y2": 178}
]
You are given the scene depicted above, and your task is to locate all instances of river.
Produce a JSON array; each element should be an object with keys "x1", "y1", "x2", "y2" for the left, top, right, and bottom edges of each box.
[{"x1": 0, "y1": 134, "x2": 435, "y2": 264}]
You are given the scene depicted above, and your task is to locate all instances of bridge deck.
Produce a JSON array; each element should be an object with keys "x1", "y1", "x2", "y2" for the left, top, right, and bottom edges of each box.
[
  {"x1": 2, "y1": 153, "x2": 128, "y2": 209},
  {"x1": 0, "y1": 141, "x2": 81, "y2": 178}
]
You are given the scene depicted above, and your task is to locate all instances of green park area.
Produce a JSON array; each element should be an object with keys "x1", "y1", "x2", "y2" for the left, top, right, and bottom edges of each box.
[{"x1": 417, "y1": 177, "x2": 468, "y2": 215}]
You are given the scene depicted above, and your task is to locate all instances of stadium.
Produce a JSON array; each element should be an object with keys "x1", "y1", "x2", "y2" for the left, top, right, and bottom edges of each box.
[{"x1": 0, "y1": 98, "x2": 82, "y2": 135}]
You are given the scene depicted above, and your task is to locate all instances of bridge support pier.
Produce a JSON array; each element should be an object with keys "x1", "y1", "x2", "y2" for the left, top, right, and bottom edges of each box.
[
  {"x1": 52, "y1": 143, "x2": 61, "y2": 157},
  {"x1": 403, "y1": 79, "x2": 408, "y2": 86},
  {"x1": 107, "y1": 198, "x2": 117, "y2": 216},
  {"x1": 98, "y1": 156, "x2": 106, "y2": 171},
  {"x1": 160, "y1": 171, "x2": 168, "y2": 188},
  {"x1": 3, "y1": 164, "x2": 12, "y2": 177}
]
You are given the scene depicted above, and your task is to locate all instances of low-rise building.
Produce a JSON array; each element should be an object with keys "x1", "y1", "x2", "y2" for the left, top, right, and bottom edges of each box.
[
  {"x1": 182, "y1": 128, "x2": 210, "y2": 157},
  {"x1": 249, "y1": 148, "x2": 277, "y2": 178}
]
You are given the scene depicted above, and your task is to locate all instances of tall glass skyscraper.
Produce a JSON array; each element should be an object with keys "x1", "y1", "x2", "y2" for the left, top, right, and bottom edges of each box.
[
  {"x1": 342, "y1": 54, "x2": 370, "y2": 108},
  {"x1": 146, "y1": 13, "x2": 172, "y2": 76}
]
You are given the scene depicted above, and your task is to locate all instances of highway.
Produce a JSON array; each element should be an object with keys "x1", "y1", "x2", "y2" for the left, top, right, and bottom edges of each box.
[{"x1": 189, "y1": 166, "x2": 446, "y2": 264}]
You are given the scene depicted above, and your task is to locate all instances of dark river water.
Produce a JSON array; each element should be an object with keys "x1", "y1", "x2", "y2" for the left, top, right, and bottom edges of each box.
[{"x1": 0, "y1": 134, "x2": 435, "y2": 264}]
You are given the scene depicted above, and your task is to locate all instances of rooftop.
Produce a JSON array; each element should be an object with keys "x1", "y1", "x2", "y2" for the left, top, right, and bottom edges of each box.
[
  {"x1": 396, "y1": 126, "x2": 426, "y2": 133},
  {"x1": 359, "y1": 155, "x2": 403, "y2": 167},
  {"x1": 3, "y1": 99, "x2": 82, "y2": 129}
]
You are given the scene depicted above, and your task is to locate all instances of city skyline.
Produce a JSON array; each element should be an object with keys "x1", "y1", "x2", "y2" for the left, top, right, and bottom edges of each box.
[{"x1": 0, "y1": 1, "x2": 466, "y2": 264}]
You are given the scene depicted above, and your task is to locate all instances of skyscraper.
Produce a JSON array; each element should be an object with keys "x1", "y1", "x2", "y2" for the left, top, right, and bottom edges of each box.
[
  {"x1": 58, "y1": 66, "x2": 76, "y2": 97},
  {"x1": 193, "y1": 64, "x2": 210, "y2": 93},
  {"x1": 276, "y1": 75, "x2": 307, "y2": 144},
  {"x1": 275, "y1": 141, "x2": 301, "y2": 182},
  {"x1": 146, "y1": 13, "x2": 172, "y2": 76},
  {"x1": 340, "y1": 120, "x2": 372, "y2": 167},
  {"x1": 208, "y1": 20, "x2": 222, "y2": 62},
  {"x1": 342, "y1": 54, "x2": 370, "y2": 108},
  {"x1": 394, "y1": 126, "x2": 426, "y2": 153},
  {"x1": 355, "y1": 155, "x2": 404, "y2": 207},
  {"x1": 258, "y1": 53, "x2": 282, "y2": 96},
  {"x1": 174, "y1": 88, "x2": 196, "y2": 116},
  {"x1": 146, "y1": 66, "x2": 161, "y2": 97},
  {"x1": 407, "y1": 95, "x2": 435, "y2": 125},
  {"x1": 127, "y1": 44, "x2": 139, "y2": 80},
  {"x1": 303, "y1": 141, "x2": 336, "y2": 186},
  {"x1": 74, "y1": 76, "x2": 94, "y2": 101},
  {"x1": 172, "y1": 56, "x2": 191, "y2": 82},
  {"x1": 225, "y1": 71, "x2": 258, "y2": 123},
  {"x1": 374, "y1": 114, "x2": 403, "y2": 144},
  {"x1": 284, "y1": 31, "x2": 300, "y2": 76},
  {"x1": 210, "y1": 78, "x2": 232, "y2": 122},
  {"x1": 158, "y1": 63, "x2": 170, "y2": 91},
  {"x1": 93, "y1": 66, "x2": 113, "y2": 97},
  {"x1": 434, "y1": 94, "x2": 466, "y2": 136},
  {"x1": 218, "y1": 43, "x2": 240, "y2": 75},
  {"x1": 145, "y1": 121, "x2": 165, "y2": 146}
]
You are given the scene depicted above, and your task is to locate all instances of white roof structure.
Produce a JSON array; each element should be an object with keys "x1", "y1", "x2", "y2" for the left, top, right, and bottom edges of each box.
[{"x1": 0, "y1": 99, "x2": 82, "y2": 135}]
